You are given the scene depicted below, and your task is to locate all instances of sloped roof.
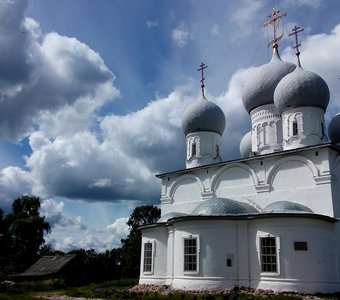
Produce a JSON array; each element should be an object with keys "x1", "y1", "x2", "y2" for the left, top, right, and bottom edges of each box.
[{"x1": 20, "y1": 254, "x2": 77, "y2": 277}]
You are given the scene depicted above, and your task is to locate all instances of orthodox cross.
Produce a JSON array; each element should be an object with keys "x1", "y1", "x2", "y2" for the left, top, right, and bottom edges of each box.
[
  {"x1": 263, "y1": 8, "x2": 287, "y2": 48},
  {"x1": 289, "y1": 25, "x2": 304, "y2": 66},
  {"x1": 197, "y1": 62, "x2": 208, "y2": 98}
]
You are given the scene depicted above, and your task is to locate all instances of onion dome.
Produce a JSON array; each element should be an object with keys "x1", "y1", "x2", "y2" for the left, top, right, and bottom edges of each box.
[
  {"x1": 242, "y1": 50, "x2": 296, "y2": 113},
  {"x1": 192, "y1": 198, "x2": 258, "y2": 216},
  {"x1": 240, "y1": 131, "x2": 252, "y2": 158},
  {"x1": 263, "y1": 201, "x2": 313, "y2": 213},
  {"x1": 274, "y1": 66, "x2": 329, "y2": 114},
  {"x1": 182, "y1": 97, "x2": 226, "y2": 136},
  {"x1": 328, "y1": 113, "x2": 340, "y2": 143}
]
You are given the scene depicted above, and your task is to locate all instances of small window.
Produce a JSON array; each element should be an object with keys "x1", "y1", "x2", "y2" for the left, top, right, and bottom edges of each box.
[
  {"x1": 184, "y1": 237, "x2": 198, "y2": 272},
  {"x1": 321, "y1": 123, "x2": 325, "y2": 136},
  {"x1": 143, "y1": 242, "x2": 153, "y2": 273},
  {"x1": 192, "y1": 143, "x2": 196, "y2": 156},
  {"x1": 216, "y1": 145, "x2": 220, "y2": 157},
  {"x1": 292, "y1": 121, "x2": 298, "y2": 136},
  {"x1": 260, "y1": 237, "x2": 277, "y2": 273},
  {"x1": 226, "y1": 258, "x2": 232, "y2": 267},
  {"x1": 294, "y1": 241, "x2": 308, "y2": 251}
]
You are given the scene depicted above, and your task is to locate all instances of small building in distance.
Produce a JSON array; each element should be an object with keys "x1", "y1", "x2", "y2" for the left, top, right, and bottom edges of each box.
[
  {"x1": 138, "y1": 9, "x2": 340, "y2": 294},
  {"x1": 12, "y1": 254, "x2": 80, "y2": 283}
]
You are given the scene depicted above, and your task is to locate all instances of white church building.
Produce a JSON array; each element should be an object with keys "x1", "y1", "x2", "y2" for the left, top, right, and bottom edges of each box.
[{"x1": 139, "y1": 11, "x2": 340, "y2": 294}]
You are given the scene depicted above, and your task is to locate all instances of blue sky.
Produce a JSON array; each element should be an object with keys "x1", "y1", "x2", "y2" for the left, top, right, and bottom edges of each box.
[{"x1": 0, "y1": 0, "x2": 340, "y2": 252}]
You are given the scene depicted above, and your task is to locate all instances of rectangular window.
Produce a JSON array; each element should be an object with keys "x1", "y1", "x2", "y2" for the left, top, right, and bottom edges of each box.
[
  {"x1": 294, "y1": 241, "x2": 308, "y2": 251},
  {"x1": 216, "y1": 145, "x2": 220, "y2": 157},
  {"x1": 143, "y1": 242, "x2": 153, "y2": 273},
  {"x1": 184, "y1": 237, "x2": 197, "y2": 272},
  {"x1": 292, "y1": 121, "x2": 298, "y2": 136},
  {"x1": 260, "y1": 237, "x2": 277, "y2": 273},
  {"x1": 192, "y1": 143, "x2": 196, "y2": 156}
]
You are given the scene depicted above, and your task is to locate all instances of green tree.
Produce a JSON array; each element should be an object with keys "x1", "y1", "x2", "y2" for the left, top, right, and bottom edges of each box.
[
  {"x1": 4, "y1": 195, "x2": 51, "y2": 273},
  {"x1": 120, "y1": 204, "x2": 160, "y2": 278}
]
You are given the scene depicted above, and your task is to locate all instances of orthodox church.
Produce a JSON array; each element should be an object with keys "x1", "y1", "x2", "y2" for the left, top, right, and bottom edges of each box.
[{"x1": 139, "y1": 10, "x2": 340, "y2": 294}]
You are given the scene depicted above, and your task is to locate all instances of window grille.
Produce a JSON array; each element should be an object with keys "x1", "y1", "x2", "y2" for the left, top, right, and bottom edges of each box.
[
  {"x1": 143, "y1": 242, "x2": 153, "y2": 273},
  {"x1": 184, "y1": 238, "x2": 197, "y2": 272},
  {"x1": 260, "y1": 237, "x2": 277, "y2": 273}
]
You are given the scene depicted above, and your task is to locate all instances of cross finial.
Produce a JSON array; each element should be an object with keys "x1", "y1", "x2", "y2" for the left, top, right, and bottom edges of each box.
[
  {"x1": 263, "y1": 8, "x2": 287, "y2": 50},
  {"x1": 289, "y1": 25, "x2": 304, "y2": 67},
  {"x1": 197, "y1": 62, "x2": 208, "y2": 98}
]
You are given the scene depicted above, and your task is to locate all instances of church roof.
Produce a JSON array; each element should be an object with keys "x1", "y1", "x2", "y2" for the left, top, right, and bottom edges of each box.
[
  {"x1": 158, "y1": 212, "x2": 189, "y2": 223},
  {"x1": 263, "y1": 201, "x2": 313, "y2": 213},
  {"x1": 192, "y1": 198, "x2": 258, "y2": 216}
]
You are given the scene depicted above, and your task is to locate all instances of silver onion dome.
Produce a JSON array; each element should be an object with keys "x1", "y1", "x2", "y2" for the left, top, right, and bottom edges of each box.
[
  {"x1": 182, "y1": 97, "x2": 226, "y2": 136},
  {"x1": 242, "y1": 50, "x2": 296, "y2": 114},
  {"x1": 274, "y1": 66, "x2": 329, "y2": 114}
]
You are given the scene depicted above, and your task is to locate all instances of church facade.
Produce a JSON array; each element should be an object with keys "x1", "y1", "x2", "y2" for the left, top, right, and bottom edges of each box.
[{"x1": 139, "y1": 14, "x2": 340, "y2": 294}]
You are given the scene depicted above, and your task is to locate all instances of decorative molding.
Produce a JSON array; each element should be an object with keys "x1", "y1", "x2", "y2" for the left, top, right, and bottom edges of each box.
[
  {"x1": 201, "y1": 191, "x2": 215, "y2": 200},
  {"x1": 255, "y1": 184, "x2": 271, "y2": 193},
  {"x1": 160, "y1": 196, "x2": 173, "y2": 204},
  {"x1": 314, "y1": 175, "x2": 332, "y2": 185}
]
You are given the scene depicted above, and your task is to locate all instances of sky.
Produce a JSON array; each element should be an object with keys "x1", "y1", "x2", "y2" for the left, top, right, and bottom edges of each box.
[{"x1": 0, "y1": 0, "x2": 340, "y2": 252}]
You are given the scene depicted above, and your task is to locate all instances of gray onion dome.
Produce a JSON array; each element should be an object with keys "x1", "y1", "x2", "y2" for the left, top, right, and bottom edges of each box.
[
  {"x1": 242, "y1": 51, "x2": 296, "y2": 114},
  {"x1": 274, "y1": 66, "x2": 330, "y2": 114},
  {"x1": 182, "y1": 97, "x2": 226, "y2": 136},
  {"x1": 240, "y1": 131, "x2": 252, "y2": 158},
  {"x1": 328, "y1": 113, "x2": 340, "y2": 144}
]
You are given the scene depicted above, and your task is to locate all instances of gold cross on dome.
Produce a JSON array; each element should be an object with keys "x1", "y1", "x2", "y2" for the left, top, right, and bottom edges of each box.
[
  {"x1": 197, "y1": 62, "x2": 208, "y2": 98},
  {"x1": 263, "y1": 8, "x2": 287, "y2": 48}
]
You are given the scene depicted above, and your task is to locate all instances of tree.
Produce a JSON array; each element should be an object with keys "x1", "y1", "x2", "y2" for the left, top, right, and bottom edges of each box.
[
  {"x1": 120, "y1": 204, "x2": 160, "y2": 278},
  {"x1": 4, "y1": 196, "x2": 51, "y2": 273}
]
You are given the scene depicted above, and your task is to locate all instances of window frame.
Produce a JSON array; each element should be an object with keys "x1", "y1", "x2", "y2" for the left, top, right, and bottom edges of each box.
[
  {"x1": 192, "y1": 142, "x2": 197, "y2": 156},
  {"x1": 183, "y1": 235, "x2": 200, "y2": 275},
  {"x1": 258, "y1": 234, "x2": 280, "y2": 276},
  {"x1": 292, "y1": 120, "x2": 298, "y2": 136},
  {"x1": 142, "y1": 240, "x2": 155, "y2": 275}
]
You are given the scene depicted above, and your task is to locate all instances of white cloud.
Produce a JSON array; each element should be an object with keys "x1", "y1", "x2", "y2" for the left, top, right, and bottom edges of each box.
[
  {"x1": 284, "y1": 0, "x2": 324, "y2": 8},
  {"x1": 0, "y1": 167, "x2": 32, "y2": 206},
  {"x1": 231, "y1": 0, "x2": 264, "y2": 38},
  {"x1": 146, "y1": 20, "x2": 159, "y2": 28},
  {"x1": 0, "y1": 0, "x2": 118, "y2": 141},
  {"x1": 107, "y1": 217, "x2": 128, "y2": 234},
  {"x1": 171, "y1": 27, "x2": 189, "y2": 47}
]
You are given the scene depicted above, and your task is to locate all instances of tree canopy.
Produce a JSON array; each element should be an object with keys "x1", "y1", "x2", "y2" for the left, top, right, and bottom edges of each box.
[
  {"x1": 120, "y1": 204, "x2": 161, "y2": 278},
  {"x1": 0, "y1": 196, "x2": 50, "y2": 275}
]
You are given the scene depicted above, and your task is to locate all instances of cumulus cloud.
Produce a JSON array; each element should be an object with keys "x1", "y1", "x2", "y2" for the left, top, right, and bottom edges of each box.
[
  {"x1": 40, "y1": 198, "x2": 87, "y2": 230},
  {"x1": 0, "y1": 0, "x2": 118, "y2": 141},
  {"x1": 107, "y1": 217, "x2": 129, "y2": 240},
  {"x1": 171, "y1": 27, "x2": 189, "y2": 47},
  {"x1": 230, "y1": 0, "x2": 264, "y2": 38}
]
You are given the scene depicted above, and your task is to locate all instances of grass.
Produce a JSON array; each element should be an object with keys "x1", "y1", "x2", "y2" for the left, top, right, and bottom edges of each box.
[{"x1": 0, "y1": 278, "x2": 337, "y2": 300}]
